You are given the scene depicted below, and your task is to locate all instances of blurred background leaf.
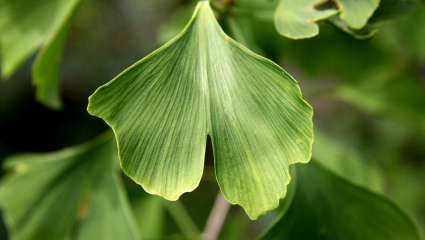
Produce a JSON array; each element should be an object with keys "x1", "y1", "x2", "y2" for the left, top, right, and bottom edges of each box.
[
  {"x1": 0, "y1": 0, "x2": 81, "y2": 109},
  {"x1": 273, "y1": 0, "x2": 338, "y2": 39},
  {"x1": 313, "y1": 131, "x2": 383, "y2": 192},
  {"x1": 261, "y1": 162, "x2": 422, "y2": 240},
  {"x1": 0, "y1": 134, "x2": 140, "y2": 240}
]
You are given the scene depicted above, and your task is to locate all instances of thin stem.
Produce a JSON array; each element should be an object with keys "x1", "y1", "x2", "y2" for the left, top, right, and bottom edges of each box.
[
  {"x1": 165, "y1": 201, "x2": 201, "y2": 239},
  {"x1": 202, "y1": 193, "x2": 231, "y2": 240}
]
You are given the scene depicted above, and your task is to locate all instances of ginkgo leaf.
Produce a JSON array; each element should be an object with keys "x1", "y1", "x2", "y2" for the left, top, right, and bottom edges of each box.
[
  {"x1": 274, "y1": 0, "x2": 380, "y2": 39},
  {"x1": 274, "y1": 0, "x2": 338, "y2": 39},
  {"x1": 76, "y1": 174, "x2": 140, "y2": 240},
  {"x1": 0, "y1": 134, "x2": 140, "y2": 240},
  {"x1": 0, "y1": 0, "x2": 80, "y2": 109},
  {"x1": 329, "y1": 16, "x2": 379, "y2": 39},
  {"x1": 261, "y1": 161, "x2": 422, "y2": 240},
  {"x1": 338, "y1": 0, "x2": 422, "y2": 39},
  {"x1": 132, "y1": 196, "x2": 166, "y2": 239},
  {"x1": 87, "y1": 1, "x2": 313, "y2": 219},
  {"x1": 32, "y1": 10, "x2": 74, "y2": 110},
  {"x1": 313, "y1": 131, "x2": 383, "y2": 192},
  {"x1": 335, "y1": 0, "x2": 380, "y2": 29}
]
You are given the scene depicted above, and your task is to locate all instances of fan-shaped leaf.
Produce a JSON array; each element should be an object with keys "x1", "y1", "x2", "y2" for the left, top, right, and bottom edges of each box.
[
  {"x1": 0, "y1": 0, "x2": 80, "y2": 109},
  {"x1": 88, "y1": 1, "x2": 313, "y2": 219},
  {"x1": 335, "y1": 0, "x2": 380, "y2": 29},
  {"x1": 274, "y1": 0, "x2": 338, "y2": 39},
  {"x1": 261, "y1": 161, "x2": 421, "y2": 240},
  {"x1": 313, "y1": 131, "x2": 383, "y2": 192},
  {"x1": 274, "y1": 0, "x2": 380, "y2": 39},
  {"x1": 0, "y1": 134, "x2": 140, "y2": 240}
]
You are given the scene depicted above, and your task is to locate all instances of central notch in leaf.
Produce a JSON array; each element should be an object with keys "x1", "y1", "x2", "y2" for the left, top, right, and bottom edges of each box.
[{"x1": 87, "y1": 1, "x2": 313, "y2": 219}]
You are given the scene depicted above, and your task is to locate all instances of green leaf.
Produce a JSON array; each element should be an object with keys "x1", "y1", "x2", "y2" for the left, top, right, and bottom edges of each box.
[
  {"x1": 132, "y1": 196, "x2": 166, "y2": 239},
  {"x1": 313, "y1": 131, "x2": 383, "y2": 192},
  {"x1": 76, "y1": 174, "x2": 140, "y2": 240},
  {"x1": 0, "y1": 134, "x2": 140, "y2": 240},
  {"x1": 165, "y1": 201, "x2": 201, "y2": 239},
  {"x1": 31, "y1": 11, "x2": 74, "y2": 110},
  {"x1": 88, "y1": 1, "x2": 313, "y2": 219},
  {"x1": 330, "y1": 0, "x2": 420, "y2": 39},
  {"x1": 0, "y1": 0, "x2": 80, "y2": 109},
  {"x1": 335, "y1": 0, "x2": 380, "y2": 29},
  {"x1": 274, "y1": 0, "x2": 380, "y2": 39},
  {"x1": 274, "y1": 0, "x2": 338, "y2": 39},
  {"x1": 329, "y1": 16, "x2": 379, "y2": 39},
  {"x1": 261, "y1": 161, "x2": 422, "y2": 240}
]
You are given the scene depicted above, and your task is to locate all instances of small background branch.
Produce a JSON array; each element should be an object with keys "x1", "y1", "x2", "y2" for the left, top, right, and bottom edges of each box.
[{"x1": 203, "y1": 193, "x2": 231, "y2": 240}]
